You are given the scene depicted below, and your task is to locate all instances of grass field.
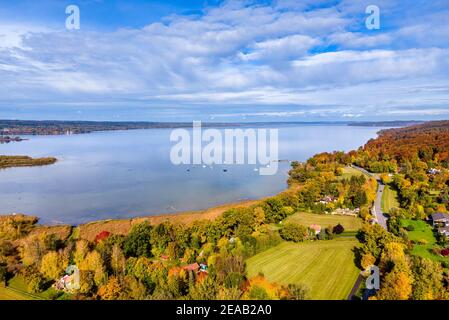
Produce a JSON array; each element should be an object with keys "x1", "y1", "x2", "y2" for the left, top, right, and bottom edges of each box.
[
  {"x1": 0, "y1": 276, "x2": 54, "y2": 300},
  {"x1": 381, "y1": 185, "x2": 400, "y2": 213},
  {"x1": 400, "y1": 219, "x2": 449, "y2": 263},
  {"x1": 339, "y1": 166, "x2": 363, "y2": 180},
  {"x1": 285, "y1": 212, "x2": 363, "y2": 231},
  {"x1": 246, "y1": 238, "x2": 359, "y2": 300},
  {"x1": 0, "y1": 286, "x2": 35, "y2": 300}
]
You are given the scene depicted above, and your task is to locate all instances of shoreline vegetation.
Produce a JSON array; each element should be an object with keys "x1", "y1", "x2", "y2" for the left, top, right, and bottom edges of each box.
[
  {"x1": 0, "y1": 155, "x2": 57, "y2": 169},
  {"x1": 0, "y1": 119, "x2": 422, "y2": 136},
  {"x1": 0, "y1": 136, "x2": 27, "y2": 144},
  {"x1": 0, "y1": 120, "x2": 448, "y2": 300}
]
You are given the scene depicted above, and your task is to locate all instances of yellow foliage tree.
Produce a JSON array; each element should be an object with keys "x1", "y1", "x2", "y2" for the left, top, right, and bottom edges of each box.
[
  {"x1": 98, "y1": 276, "x2": 122, "y2": 300},
  {"x1": 377, "y1": 270, "x2": 413, "y2": 300},
  {"x1": 79, "y1": 250, "x2": 106, "y2": 286},
  {"x1": 361, "y1": 253, "x2": 376, "y2": 270},
  {"x1": 40, "y1": 251, "x2": 68, "y2": 280}
]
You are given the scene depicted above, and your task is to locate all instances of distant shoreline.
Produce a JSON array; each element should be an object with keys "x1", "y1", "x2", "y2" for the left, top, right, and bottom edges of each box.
[{"x1": 0, "y1": 119, "x2": 421, "y2": 136}]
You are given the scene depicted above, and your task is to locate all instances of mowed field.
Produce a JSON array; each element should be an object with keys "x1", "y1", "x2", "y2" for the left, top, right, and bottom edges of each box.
[
  {"x1": 286, "y1": 212, "x2": 362, "y2": 231},
  {"x1": 400, "y1": 219, "x2": 449, "y2": 263},
  {"x1": 381, "y1": 185, "x2": 400, "y2": 213},
  {"x1": 0, "y1": 277, "x2": 51, "y2": 300},
  {"x1": 0, "y1": 287, "x2": 32, "y2": 300},
  {"x1": 246, "y1": 238, "x2": 359, "y2": 300},
  {"x1": 0, "y1": 285, "x2": 38, "y2": 300}
]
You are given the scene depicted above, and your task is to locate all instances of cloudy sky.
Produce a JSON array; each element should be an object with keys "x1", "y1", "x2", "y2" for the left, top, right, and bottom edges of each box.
[{"x1": 0, "y1": 0, "x2": 448, "y2": 121}]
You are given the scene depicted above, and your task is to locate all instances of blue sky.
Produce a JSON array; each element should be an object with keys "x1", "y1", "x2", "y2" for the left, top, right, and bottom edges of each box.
[{"x1": 0, "y1": 0, "x2": 448, "y2": 121}]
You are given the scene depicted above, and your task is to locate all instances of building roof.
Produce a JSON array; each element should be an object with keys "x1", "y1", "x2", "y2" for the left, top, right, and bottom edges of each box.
[
  {"x1": 182, "y1": 263, "x2": 200, "y2": 272},
  {"x1": 431, "y1": 212, "x2": 449, "y2": 221}
]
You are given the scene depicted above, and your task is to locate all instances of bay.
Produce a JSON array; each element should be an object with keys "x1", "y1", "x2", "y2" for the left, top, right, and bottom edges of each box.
[{"x1": 0, "y1": 124, "x2": 385, "y2": 224}]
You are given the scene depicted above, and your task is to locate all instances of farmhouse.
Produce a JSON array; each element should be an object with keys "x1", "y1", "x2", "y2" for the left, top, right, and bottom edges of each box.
[{"x1": 430, "y1": 212, "x2": 449, "y2": 227}]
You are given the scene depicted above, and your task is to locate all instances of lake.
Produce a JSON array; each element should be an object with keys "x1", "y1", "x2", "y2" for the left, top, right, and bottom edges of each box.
[{"x1": 0, "y1": 124, "x2": 385, "y2": 224}]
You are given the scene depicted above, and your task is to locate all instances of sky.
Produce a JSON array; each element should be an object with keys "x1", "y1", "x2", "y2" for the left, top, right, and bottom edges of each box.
[{"x1": 0, "y1": 0, "x2": 448, "y2": 122}]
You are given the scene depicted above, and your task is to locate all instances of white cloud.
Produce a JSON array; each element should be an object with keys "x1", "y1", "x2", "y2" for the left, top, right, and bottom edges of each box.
[{"x1": 0, "y1": 0, "x2": 448, "y2": 120}]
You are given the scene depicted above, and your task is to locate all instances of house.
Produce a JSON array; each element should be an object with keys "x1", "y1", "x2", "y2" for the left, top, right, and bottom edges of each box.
[
  {"x1": 430, "y1": 212, "x2": 449, "y2": 227},
  {"x1": 309, "y1": 224, "x2": 322, "y2": 235},
  {"x1": 437, "y1": 226, "x2": 449, "y2": 237},
  {"x1": 55, "y1": 274, "x2": 74, "y2": 291},
  {"x1": 428, "y1": 168, "x2": 441, "y2": 175},
  {"x1": 319, "y1": 196, "x2": 336, "y2": 204},
  {"x1": 182, "y1": 262, "x2": 200, "y2": 272}
]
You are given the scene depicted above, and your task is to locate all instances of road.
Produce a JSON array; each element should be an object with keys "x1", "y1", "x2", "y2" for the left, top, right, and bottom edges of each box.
[
  {"x1": 350, "y1": 165, "x2": 388, "y2": 230},
  {"x1": 373, "y1": 180, "x2": 388, "y2": 229},
  {"x1": 347, "y1": 165, "x2": 387, "y2": 300}
]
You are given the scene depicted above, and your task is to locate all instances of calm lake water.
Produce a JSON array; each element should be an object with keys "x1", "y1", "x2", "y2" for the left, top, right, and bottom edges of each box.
[{"x1": 0, "y1": 124, "x2": 385, "y2": 224}]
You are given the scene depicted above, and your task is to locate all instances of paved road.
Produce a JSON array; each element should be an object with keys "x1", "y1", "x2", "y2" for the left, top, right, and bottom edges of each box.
[
  {"x1": 347, "y1": 165, "x2": 388, "y2": 300},
  {"x1": 350, "y1": 165, "x2": 388, "y2": 230},
  {"x1": 348, "y1": 165, "x2": 387, "y2": 300},
  {"x1": 373, "y1": 180, "x2": 387, "y2": 229}
]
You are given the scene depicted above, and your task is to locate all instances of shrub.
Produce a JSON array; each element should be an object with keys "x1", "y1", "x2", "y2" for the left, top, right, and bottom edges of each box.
[
  {"x1": 406, "y1": 225, "x2": 415, "y2": 232},
  {"x1": 332, "y1": 223, "x2": 345, "y2": 235},
  {"x1": 283, "y1": 283, "x2": 309, "y2": 300},
  {"x1": 224, "y1": 272, "x2": 244, "y2": 289},
  {"x1": 441, "y1": 248, "x2": 449, "y2": 257},
  {"x1": 95, "y1": 231, "x2": 111, "y2": 243}
]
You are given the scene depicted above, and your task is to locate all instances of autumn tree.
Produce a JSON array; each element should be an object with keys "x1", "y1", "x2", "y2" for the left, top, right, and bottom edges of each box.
[
  {"x1": 79, "y1": 250, "x2": 106, "y2": 286},
  {"x1": 98, "y1": 276, "x2": 123, "y2": 300},
  {"x1": 110, "y1": 244, "x2": 126, "y2": 276},
  {"x1": 40, "y1": 251, "x2": 68, "y2": 280},
  {"x1": 376, "y1": 269, "x2": 413, "y2": 300},
  {"x1": 411, "y1": 257, "x2": 444, "y2": 300}
]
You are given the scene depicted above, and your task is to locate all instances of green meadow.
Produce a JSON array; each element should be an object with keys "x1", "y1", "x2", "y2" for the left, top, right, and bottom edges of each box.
[{"x1": 246, "y1": 238, "x2": 359, "y2": 300}]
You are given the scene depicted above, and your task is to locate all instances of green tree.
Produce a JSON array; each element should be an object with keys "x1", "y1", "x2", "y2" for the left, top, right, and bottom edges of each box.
[
  {"x1": 284, "y1": 283, "x2": 309, "y2": 300},
  {"x1": 411, "y1": 257, "x2": 444, "y2": 300},
  {"x1": 279, "y1": 223, "x2": 308, "y2": 242},
  {"x1": 124, "y1": 222, "x2": 152, "y2": 258}
]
